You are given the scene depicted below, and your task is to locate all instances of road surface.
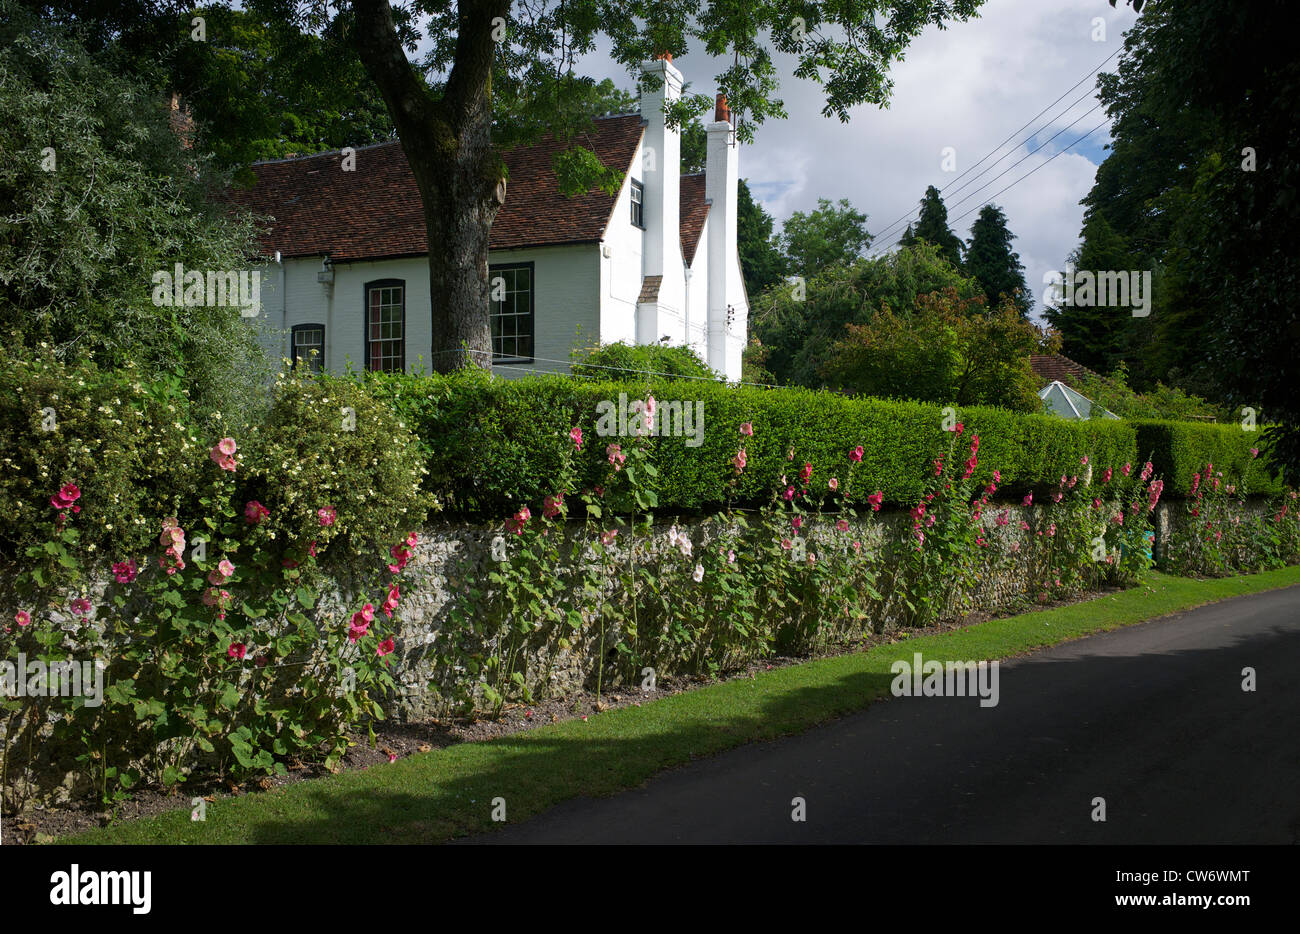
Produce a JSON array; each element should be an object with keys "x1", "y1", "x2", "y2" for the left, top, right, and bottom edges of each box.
[{"x1": 465, "y1": 586, "x2": 1300, "y2": 843}]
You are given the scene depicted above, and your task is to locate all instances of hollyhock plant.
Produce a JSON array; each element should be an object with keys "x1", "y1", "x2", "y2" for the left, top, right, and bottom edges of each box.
[
  {"x1": 543, "y1": 493, "x2": 565, "y2": 519},
  {"x1": 569, "y1": 425, "x2": 583, "y2": 450},
  {"x1": 732, "y1": 449, "x2": 747, "y2": 474},
  {"x1": 228, "y1": 643, "x2": 247, "y2": 660},
  {"x1": 800, "y1": 462, "x2": 813, "y2": 483},
  {"x1": 850, "y1": 445, "x2": 864, "y2": 463},
  {"x1": 209, "y1": 437, "x2": 238, "y2": 471},
  {"x1": 317, "y1": 506, "x2": 337, "y2": 527},
  {"x1": 244, "y1": 500, "x2": 270, "y2": 524},
  {"x1": 112, "y1": 559, "x2": 138, "y2": 584},
  {"x1": 376, "y1": 637, "x2": 395, "y2": 658},
  {"x1": 69, "y1": 597, "x2": 92, "y2": 618},
  {"x1": 15, "y1": 610, "x2": 31, "y2": 627},
  {"x1": 828, "y1": 477, "x2": 839, "y2": 491},
  {"x1": 1022, "y1": 492, "x2": 1033, "y2": 506},
  {"x1": 867, "y1": 491, "x2": 883, "y2": 511},
  {"x1": 50, "y1": 482, "x2": 82, "y2": 511},
  {"x1": 836, "y1": 518, "x2": 850, "y2": 532},
  {"x1": 606, "y1": 442, "x2": 626, "y2": 470},
  {"x1": 739, "y1": 421, "x2": 754, "y2": 437}
]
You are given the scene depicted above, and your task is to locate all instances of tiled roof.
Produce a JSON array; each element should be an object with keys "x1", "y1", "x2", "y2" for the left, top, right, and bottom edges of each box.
[
  {"x1": 231, "y1": 113, "x2": 710, "y2": 265},
  {"x1": 1029, "y1": 353, "x2": 1101, "y2": 390},
  {"x1": 679, "y1": 173, "x2": 710, "y2": 265}
]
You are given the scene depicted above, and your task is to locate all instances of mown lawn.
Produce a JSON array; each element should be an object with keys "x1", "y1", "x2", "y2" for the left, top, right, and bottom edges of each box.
[{"x1": 60, "y1": 566, "x2": 1300, "y2": 845}]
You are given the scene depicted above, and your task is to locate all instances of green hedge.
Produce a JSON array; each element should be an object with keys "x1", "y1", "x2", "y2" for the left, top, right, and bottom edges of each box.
[
  {"x1": 367, "y1": 371, "x2": 1167, "y2": 515},
  {"x1": 1131, "y1": 419, "x2": 1283, "y2": 497}
]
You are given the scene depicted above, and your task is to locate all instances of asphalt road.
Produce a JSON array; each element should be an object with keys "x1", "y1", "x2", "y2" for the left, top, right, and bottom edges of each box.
[{"x1": 467, "y1": 585, "x2": 1300, "y2": 844}]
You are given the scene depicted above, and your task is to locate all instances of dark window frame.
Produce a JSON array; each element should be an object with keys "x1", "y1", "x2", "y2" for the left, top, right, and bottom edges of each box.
[
  {"x1": 363, "y1": 278, "x2": 406, "y2": 373},
  {"x1": 290, "y1": 322, "x2": 326, "y2": 373},
  {"x1": 488, "y1": 261, "x2": 535, "y2": 365},
  {"x1": 630, "y1": 179, "x2": 645, "y2": 229}
]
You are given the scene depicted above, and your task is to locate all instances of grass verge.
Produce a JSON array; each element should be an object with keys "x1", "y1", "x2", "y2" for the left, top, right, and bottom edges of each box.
[{"x1": 60, "y1": 567, "x2": 1300, "y2": 845}]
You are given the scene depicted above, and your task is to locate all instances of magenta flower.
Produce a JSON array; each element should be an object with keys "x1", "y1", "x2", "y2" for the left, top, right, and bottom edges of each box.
[
  {"x1": 15, "y1": 610, "x2": 31, "y2": 628},
  {"x1": 828, "y1": 477, "x2": 839, "y2": 491},
  {"x1": 732, "y1": 449, "x2": 747, "y2": 474},
  {"x1": 836, "y1": 518, "x2": 849, "y2": 532},
  {"x1": 543, "y1": 493, "x2": 565, "y2": 519},
  {"x1": 228, "y1": 642, "x2": 247, "y2": 660},
  {"x1": 849, "y1": 445, "x2": 864, "y2": 463},
  {"x1": 606, "y1": 442, "x2": 626, "y2": 470},
  {"x1": 244, "y1": 500, "x2": 270, "y2": 524},
  {"x1": 112, "y1": 559, "x2": 138, "y2": 584},
  {"x1": 739, "y1": 421, "x2": 754, "y2": 437},
  {"x1": 792, "y1": 515, "x2": 804, "y2": 530},
  {"x1": 1022, "y1": 493, "x2": 1033, "y2": 506},
  {"x1": 50, "y1": 482, "x2": 82, "y2": 510},
  {"x1": 377, "y1": 637, "x2": 395, "y2": 657},
  {"x1": 800, "y1": 462, "x2": 813, "y2": 483},
  {"x1": 69, "y1": 597, "x2": 92, "y2": 618},
  {"x1": 867, "y1": 490, "x2": 883, "y2": 512},
  {"x1": 318, "y1": 506, "x2": 337, "y2": 527},
  {"x1": 600, "y1": 529, "x2": 618, "y2": 546}
]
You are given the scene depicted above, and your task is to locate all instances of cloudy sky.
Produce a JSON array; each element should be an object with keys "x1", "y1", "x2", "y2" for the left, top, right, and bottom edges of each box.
[{"x1": 565, "y1": 0, "x2": 1141, "y2": 318}]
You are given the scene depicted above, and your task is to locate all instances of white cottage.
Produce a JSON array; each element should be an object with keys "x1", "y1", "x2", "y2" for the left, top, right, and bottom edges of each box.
[{"x1": 234, "y1": 59, "x2": 748, "y2": 382}]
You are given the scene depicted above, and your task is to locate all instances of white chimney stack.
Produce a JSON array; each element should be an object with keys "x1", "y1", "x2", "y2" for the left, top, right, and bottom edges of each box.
[
  {"x1": 637, "y1": 56, "x2": 684, "y2": 343},
  {"x1": 705, "y1": 93, "x2": 739, "y2": 376}
]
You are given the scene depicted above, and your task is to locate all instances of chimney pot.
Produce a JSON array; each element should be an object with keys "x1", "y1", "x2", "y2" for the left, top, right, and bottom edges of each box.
[{"x1": 714, "y1": 93, "x2": 730, "y2": 124}]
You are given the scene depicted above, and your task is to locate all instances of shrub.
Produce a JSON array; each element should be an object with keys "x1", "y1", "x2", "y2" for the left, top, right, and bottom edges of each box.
[
  {"x1": 369, "y1": 370, "x2": 1143, "y2": 516},
  {"x1": 570, "y1": 341, "x2": 719, "y2": 382},
  {"x1": 1131, "y1": 420, "x2": 1283, "y2": 497},
  {"x1": 239, "y1": 369, "x2": 435, "y2": 554},
  {"x1": 0, "y1": 346, "x2": 201, "y2": 558}
]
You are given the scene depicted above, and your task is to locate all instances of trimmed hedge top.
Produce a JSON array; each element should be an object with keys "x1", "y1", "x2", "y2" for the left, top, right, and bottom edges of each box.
[{"x1": 366, "y1": 371, "x2": 1282, "y2": 516}]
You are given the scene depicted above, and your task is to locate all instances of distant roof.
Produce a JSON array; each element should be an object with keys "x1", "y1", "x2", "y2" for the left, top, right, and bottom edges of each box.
[
  {"x1": 1039, "y1": 380, "x2": 1119, "y2": 420},
  {"x1": 230, "y1": 113, "x2": 708, "y2": 265},
  {"x1": 1030, "y1": 353, "x2": 1101, "y2": 390}
]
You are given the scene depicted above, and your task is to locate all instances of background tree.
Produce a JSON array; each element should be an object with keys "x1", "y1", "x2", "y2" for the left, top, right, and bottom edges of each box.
[
  {"x1": 1044, "y1": 213, "x2": 1138, "y2": 375},
  {"x1": 821, "y1": 289, "x2": 1046, "y2": 411},
  {"x1": 736, "y1": 181, "x2": 788, "y2": 299},
  {"x1": 964, "y1": 204, "x2": 1029, "y2": 316},
  {"x1": 750, "y1": 241, "x2": 979, "y2": 387},
  {"x1": 900, "y1": 184, "x2": 964, "y2": 269},
  {"x1": 779, "y1": 197, "x2": 871, "y2": 280},
  {"x1": 0, "y1": 4, "x2": 266, "y2": 420}
]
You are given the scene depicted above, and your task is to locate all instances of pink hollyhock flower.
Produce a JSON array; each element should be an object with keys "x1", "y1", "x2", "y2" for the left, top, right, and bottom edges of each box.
[
  {"x1": 828, "y1": 477, "x2": 839, "y2": 491},
  {"x1": 50, "y1": 482, "x2": 82, "y2": 510},
  {"x1": 1047, "y1": 524, "x2": 1057, "y2": 537},
  {"x1": 781, "y1": 538, "x2": 793, "y2": 550},
  {"x1": 377, "y1": 638, "x2": 395, "y2": 657},
  {"x1": 1051, "y1": 492, "x2": 1063, "y2": 503},
  {"x1": 218, "y1": 437, "x2": 237, "y2": 456},
  {"x1": 1020, "y1": 521, "x2": 1030, "y2": 531},
  {"x1": 934, "y1": 459, "x2": 944, "y2": 476},
  {"x1": 15, "y1": 610, "x2": 31, "y2": 627},
  {"x1": 112, "y1": 559, "x2": 138, "y2": 584},
  {"x1": 600, "y1": 529, "x2": 618, "y2": 546},
  {"x1": 1081, "y1": 455, "x2": 1089, "y2": 465},
  {"x1": 910, "y1": 503, "x2": 926, "y2": 521},
  {"x1": 732, "y1": 449, "x2": 747, "y2": 474},
  {"x1": 318, "y1": 506, "x2": 337, "y2": 527},
  {"x1": 405, "y1": 532, "x2": 419, "y2": 548},
  {"x1": 792, "y1": 515, "x2": 804, "y2": 530},
  {"x1": 1022, "y1": 493, "x2": 1033, "y2": 506},
  {"x1": 739, "y1": 421, "x2": 754, "y2": 437},
  {"x1": 1068, "y1": 475, "x2": 1078, "y2": 489},
  {"x1": 867, "y1": 491, "x2": 883, "y2": 512},
  {"x1": 996, "y1": 510, "x2": 1009, "y2": 527},
  {"x1": 217, "y1": 558, "x2": 235, "y2": 580},
  {"x1": 914, "y1": 529, "x2": 925, "y2": 544},
  {"x1": 1140, "y1": 461, "x2": 1154, "y2": 482},
  {"x1": 1250, "y1": 447, "x2": 1260, "y2": 458},
  {"x1": 1101, "y1": 467, "x2": 1112, "y2": 483},
  {"x1": 850, "y1": 445, "x2": 864, "y2": 463},
  {"x1": 388, "y1": 753, "x2": 398, "y2": 764},
  {"x1": 228, "y1": 642, "x2": 246, "y2": 660},
  {"x1": 69, "y1": 597, "x2": 91, "y2": 618},
  {"x1": 852, "y1": 540, "x2": 862, "y2": 553},
  {"x1": 784, "y1": 486, "x2": 795, "y2": 501},
  {"x1": 382, "y1": 585, "x2": 400, "y2": 617},
  {"x1": 569, "y1": 425, "x2": 583, "y2": 450},
  {"x1": 925, "y1": 513, "x2": 936, "y2": 527},
  {"x1": 606, "y1": 443, "x2": 626, "y2": 470},
  {"x1": 1092, "y1": 498, "x2": 1102, "y2": 509},
  {"x1": 1122, "y1": 463, "x2": 1132, "y2": 476},
  {"x1": 348, "y1": 621, "x2": 369, "y2": 643},
  {"x1": 543, "y1": 493, "x2": 565, "y2": 519},
  {"x1": 836, "y1": 518, "x2": 849, "y2": 532},
  {"x1": 992, "y1": 469, "x2": 1002, "y2": 483},
  {"x1": 800, "y1": 462, "x2": 813, "y2": 482},
  {"x1": 244, "y1": 500, "x2": 270, "y2": 524},
  {"x1": 953, "y1": 422, "x2": 964, "y2": 434}
]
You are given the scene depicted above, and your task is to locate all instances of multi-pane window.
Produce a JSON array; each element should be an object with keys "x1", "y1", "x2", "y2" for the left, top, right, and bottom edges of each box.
[
  {"x1": 365, "y1": 281, "x2": 405, "y2": 372},
  {"x1": 291, "y1": 324, "x2": 325, "y2": 372},
  {"x1": 630, "y1": 180, "x2": 644, "y2": 228},
  {"x1": 489, "y1": 263, "x2": 534, "y2": 362}
]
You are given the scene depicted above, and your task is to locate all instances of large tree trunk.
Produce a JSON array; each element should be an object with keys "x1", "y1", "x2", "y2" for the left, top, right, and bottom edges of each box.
[{"x1": 351, "y1": 0, "x2": 508, "y2": 373}]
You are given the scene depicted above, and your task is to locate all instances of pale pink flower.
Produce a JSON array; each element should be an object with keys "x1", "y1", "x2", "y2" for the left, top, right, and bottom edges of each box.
[{"x1": 318, "y1": 506, "x2": 337, "y2": 527}]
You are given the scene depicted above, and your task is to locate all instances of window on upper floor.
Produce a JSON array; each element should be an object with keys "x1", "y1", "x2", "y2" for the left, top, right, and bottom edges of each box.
[
  {"x1": 365, "y1": 280, "x2": 405, "y2": 372},
  {"x1": 489, "y1": 263, "x2": 534, "y2": 363},
  {"x1": 630, "y1": 180, "x2": 644, "y2": 228}
]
